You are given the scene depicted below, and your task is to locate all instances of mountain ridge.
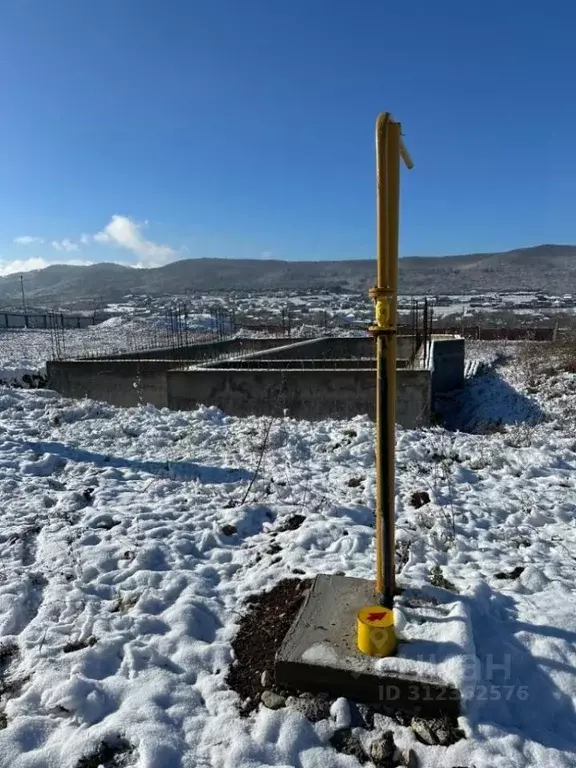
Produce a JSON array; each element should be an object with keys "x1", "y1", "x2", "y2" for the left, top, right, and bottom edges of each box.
[{"x1": 1, "y1": 244, "x2": 574, "y2": 306}]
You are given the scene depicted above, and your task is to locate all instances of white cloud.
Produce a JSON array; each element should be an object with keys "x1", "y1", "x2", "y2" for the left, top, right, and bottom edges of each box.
[
  {"x1": 0, "y1": 258, "x2": 50, "y2": 276},
  {"x1": 13, "y1": 236, "x2": 44, "y2": 246},
  {"x1": 14, "y1": 234, "x2": 81, "y2": 252},
  {"x1": 93, "y1": 215, "x2": 178, "y2": 266},
  {"x1": 0, "y1": 257, "x2": 93, "y2": 277},
  {"x1": 51, "y1": 238, "x2": 79, "y2": 253},
  {"x1": 10, "y1": 215, "x2": 178, "y2": 269}
]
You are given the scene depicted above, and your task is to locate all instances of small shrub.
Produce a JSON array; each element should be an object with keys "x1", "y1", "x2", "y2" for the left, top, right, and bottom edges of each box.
[
  {"x1": 395, "y1": 539, "x2": 411, "y2": 571},
  {"x1": 63, "y1": 636, "x2": 97, "y2": 654},
  {"x1": 410, "y1": 490, "x2": 430, "y2": 509},
  {"x1": 76, "y1": 737, "x2": 133, "y2": 768},
  {"x1": 429, "y1": 564, "x2": 458, "y2": 592}
]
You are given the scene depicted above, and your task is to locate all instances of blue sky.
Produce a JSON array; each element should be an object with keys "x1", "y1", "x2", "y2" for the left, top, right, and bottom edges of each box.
[{"x1": 0, "y1": 0, "x2": 573, "y2": 274}]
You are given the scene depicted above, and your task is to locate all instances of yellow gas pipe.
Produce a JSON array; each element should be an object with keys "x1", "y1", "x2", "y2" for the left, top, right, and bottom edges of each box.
[{"x1": 357, "y1": 113, "x2": 413, "y2": 657}]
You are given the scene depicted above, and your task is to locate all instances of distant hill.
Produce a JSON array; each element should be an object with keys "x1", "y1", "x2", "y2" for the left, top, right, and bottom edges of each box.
[{"x1": 1, "y1": 244, "x2": 575, "y2": 307}]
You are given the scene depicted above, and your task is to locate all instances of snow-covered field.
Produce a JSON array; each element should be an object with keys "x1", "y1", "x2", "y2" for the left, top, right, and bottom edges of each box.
[
  {"x1": 0, "y1": 320, "x2": 149, "y2": 383},
  {"x1": 0, "y1": 317, "x2": 228, "y2": 385},
  {"x1": 0, "y1": 339, "x2": 575, "y2": 766}
]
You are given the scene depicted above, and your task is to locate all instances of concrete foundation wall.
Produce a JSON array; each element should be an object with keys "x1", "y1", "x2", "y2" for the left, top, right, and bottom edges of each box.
[
  {"x1": 431, "y1": 337, "x2": 465, "y2": 394},
  {"x1": 47, "y1": 359, "x2": 175, "y2": 408},
  {"x1": 236, "y1": 336, "x2": 415, "y2": 361},
  {"x1": 208, "y1": 359, "x2": 376, "y2": 370},
  {"x1": 397, "y1": 370, "x2": 432, "y2": 427},
  {"x1": 46, "y1": 335, "x2": 456, "y2": 427},
  {"x1": 167, "y1": 367, "x2": 430, "y2": 427},
  {"x1": 237, "y1": 338, "x2": 345, "y2": 361},
  {"x1": 207, "y1": 358, "x2": 411, "y2": 370},
  {"x1": 105, "y1": 336, "x2": 296, "y2": 362}
]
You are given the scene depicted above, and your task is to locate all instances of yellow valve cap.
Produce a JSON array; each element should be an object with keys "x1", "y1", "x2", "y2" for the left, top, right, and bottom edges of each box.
[{"x1": 357, "y1": 605, "x2": 397, "y2": 657}]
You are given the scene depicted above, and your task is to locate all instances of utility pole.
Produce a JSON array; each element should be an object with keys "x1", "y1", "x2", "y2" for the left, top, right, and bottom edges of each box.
[
  {"x1": 20, "y1": 274, "x2": 27, "y2": 313},
  {"x1": 20, "y1": 274, "x2": 29, "y2": 328}
]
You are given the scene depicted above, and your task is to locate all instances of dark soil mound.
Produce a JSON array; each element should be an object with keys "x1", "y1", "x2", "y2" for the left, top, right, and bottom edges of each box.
[{"x1": 226, "y1": 578, "x2": 310, "y2": 713}]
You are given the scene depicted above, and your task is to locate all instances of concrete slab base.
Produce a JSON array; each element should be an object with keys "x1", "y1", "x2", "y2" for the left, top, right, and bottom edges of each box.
[{"x1": 276, "y1": 575, "x2": 470, "y2": 718}]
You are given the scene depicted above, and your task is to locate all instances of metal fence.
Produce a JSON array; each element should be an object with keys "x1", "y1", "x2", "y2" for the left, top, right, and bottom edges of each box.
[{"x1": 0, "y1": 311, "x2": 97, "y2": 330}]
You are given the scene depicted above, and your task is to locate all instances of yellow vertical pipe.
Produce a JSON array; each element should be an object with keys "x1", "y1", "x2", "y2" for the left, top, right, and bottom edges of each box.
[
  {"x1": 374, "y1": 114, "x2": 388, "y2": 599},
  {"x1": 386, "y1": 123, "x2": 400, "y2": 335},
  {"x1": 384, "y1": 122, "x2": 400, "y2": 604},
  {"x1": 373, "y1": 116, "x2": 401, "y2": 605},
  {"x1": 374, "y1": 113, "x2": 388, "y2": 600},
  {"x1": 375, "y1": 114, "x2": 390, "y2": 290},
  {"x1": 359, "y1": 113, "x2": 412, "y2": 652}
]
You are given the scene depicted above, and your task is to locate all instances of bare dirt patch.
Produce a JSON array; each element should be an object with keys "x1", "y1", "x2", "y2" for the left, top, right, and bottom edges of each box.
[{"x1": 226, "y1": 578, "x2": 310, "y2": 713}]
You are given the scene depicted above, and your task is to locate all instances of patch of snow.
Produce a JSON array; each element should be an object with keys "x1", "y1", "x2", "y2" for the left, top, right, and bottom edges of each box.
[
  {"x1": 302, "y1": 644, "x2": 340, "y2": 665},
  {"x1": 330, "y1": 698, "x2": 351, "y2": 730}
]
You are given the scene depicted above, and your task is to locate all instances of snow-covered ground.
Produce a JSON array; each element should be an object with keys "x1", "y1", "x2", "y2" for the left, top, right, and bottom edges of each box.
[
  {"x1": 0, "y1": 317, "x2": 229, "y2": 384},
  {"x1": 0, "y1": 341, "x2": 575, "y2": 766},
  {"x1": 0, "y1": 320, "x2": 155, "y2": 380}
]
